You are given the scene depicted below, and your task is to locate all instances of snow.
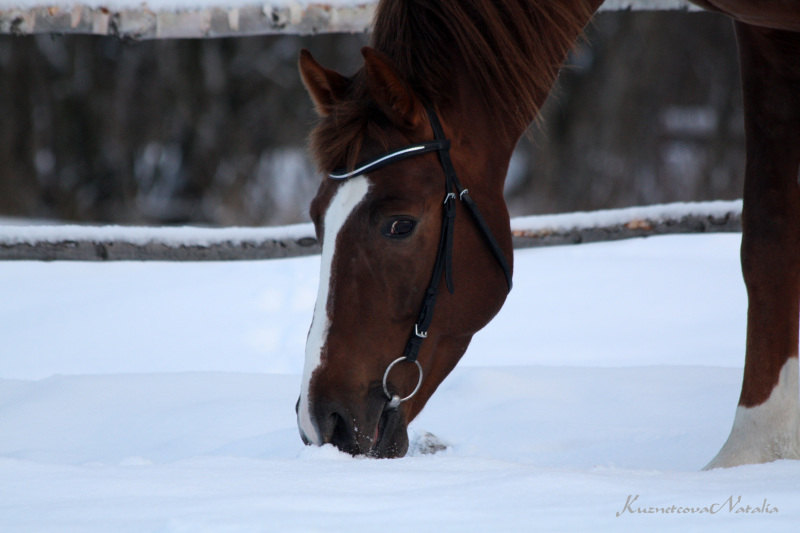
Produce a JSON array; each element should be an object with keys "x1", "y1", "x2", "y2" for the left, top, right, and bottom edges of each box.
[
  {"x1": 510, "y1": 199, "x2": 740, "y2": 234},
  {"x1": 0, "y1": 222, "x2": 314, "y2": 247},
  {"x1": 2, "y1": 233, "x2": 800, "y2": 531}
]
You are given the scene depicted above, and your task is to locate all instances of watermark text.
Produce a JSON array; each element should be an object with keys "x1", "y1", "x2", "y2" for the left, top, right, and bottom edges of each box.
[{"x1": 616, "y1": 494, "x2": 778, "y2": 517}]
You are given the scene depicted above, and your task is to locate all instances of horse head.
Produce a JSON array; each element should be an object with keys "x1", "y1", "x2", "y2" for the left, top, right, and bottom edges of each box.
[{"x1": 296, "y1": 48, "x2": 513, "y2": 457}]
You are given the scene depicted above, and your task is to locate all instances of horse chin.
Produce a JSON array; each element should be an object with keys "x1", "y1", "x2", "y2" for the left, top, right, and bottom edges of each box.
[{"x1": 368, "y1": 408, "x2": 409, "y2": 458}]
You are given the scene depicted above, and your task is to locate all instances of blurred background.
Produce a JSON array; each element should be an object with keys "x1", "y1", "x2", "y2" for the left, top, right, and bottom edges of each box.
[{"x1": 0, "y1": 10, "x2": 744, "y2": 227}]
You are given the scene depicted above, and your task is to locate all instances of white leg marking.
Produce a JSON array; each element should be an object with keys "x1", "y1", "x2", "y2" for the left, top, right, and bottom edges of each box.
[
  {"x1": 705, "y1": 357, "x2": 800, "y2": 469},
  {"x1": 298, "y1": 177, "x2": 370, "y2": 445}
]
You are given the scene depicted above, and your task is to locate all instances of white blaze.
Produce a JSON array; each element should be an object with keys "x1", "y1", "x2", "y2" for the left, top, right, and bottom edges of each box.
[
  {"x1": 298, "y1": 176, "x2": 371, "y2": 444},
  {"x1": 705, "y1": 357, "x2": 800, "y2": 469}
]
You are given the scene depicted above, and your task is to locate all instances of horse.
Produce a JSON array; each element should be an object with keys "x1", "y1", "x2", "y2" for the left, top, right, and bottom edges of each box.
[{"x1": 296, "y1": 0, "x2": 800, "y2": 466}]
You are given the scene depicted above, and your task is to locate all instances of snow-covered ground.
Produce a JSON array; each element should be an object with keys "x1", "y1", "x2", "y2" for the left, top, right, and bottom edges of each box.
[{"x1": 2, "y1": 233, "x2": 799, "y2": 531}]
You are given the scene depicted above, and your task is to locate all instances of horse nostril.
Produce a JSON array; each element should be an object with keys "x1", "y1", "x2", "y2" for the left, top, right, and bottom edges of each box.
[
  {"x1": 330, "y1": 413, "x2": 354, "y2": 450},
  {"x1": 316, "y1": 406, "x2": 361, "y2": 455}
]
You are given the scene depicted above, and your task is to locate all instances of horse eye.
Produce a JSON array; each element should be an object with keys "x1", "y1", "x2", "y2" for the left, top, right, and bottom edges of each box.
[{"x1": 383, "y1": 218, "x2": 416, "y2": 239}]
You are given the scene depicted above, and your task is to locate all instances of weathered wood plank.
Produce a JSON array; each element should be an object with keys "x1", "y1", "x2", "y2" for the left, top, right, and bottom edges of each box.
[
  {"x1": 511, "y1": 208, "x2": 741, "y2": 249},
  {"x1": 0, "y1": 1, "x2": 701, "y2": 40},
  {"x1": 0, "y1": 200, "x2": 741, "y2": 261}
]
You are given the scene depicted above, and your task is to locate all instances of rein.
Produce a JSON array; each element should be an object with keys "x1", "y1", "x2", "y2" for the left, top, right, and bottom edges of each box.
[{"x1": 328, "y1": 106, "x2": 513, "y2": 410}]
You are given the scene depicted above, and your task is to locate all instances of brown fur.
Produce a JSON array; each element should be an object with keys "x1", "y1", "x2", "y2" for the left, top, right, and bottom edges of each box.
[{"x1": 308, "y1": 0, "x2": 595, "y2": 174}]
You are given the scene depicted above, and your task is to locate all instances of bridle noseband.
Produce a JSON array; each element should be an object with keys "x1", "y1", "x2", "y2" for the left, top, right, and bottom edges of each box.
[{"x1": 328, "y1": 105, "x2": 513, "y2": 410}]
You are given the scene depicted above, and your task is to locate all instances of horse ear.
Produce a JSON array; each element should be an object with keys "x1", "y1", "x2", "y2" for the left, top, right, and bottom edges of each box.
[
  {"x1": 361, "y1": 47, "x2": 423, "y2": 129},
  {"x1": 299, "y1": 49, "x2": 350, "y2": 117}
]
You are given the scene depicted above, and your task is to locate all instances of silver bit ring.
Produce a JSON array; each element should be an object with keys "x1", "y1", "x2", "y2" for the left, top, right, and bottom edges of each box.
[{"x1": 382, "y1": 357, "x2": 423, "y2": 408}]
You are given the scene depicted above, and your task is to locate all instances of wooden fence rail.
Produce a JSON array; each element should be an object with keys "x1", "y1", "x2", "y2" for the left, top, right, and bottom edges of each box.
[
  {"x1": 1, "y1": 1, "x2": 701, "y2": 40},
  {"x1": 0, "y1": 200, "x2": 741, "y2": 261}
]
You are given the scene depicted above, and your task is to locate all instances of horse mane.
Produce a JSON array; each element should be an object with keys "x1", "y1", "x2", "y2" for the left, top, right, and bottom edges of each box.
[{"x1": 309, "y1": 0, "x2": 594, "y2": 173}]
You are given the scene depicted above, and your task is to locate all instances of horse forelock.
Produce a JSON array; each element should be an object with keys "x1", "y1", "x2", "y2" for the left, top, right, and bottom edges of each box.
[{"x1": 308, "y1": 78, "x2": 393, "y2": 176}]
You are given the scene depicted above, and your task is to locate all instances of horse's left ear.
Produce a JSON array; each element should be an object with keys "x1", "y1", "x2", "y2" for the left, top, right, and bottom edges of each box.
[{"x1": 362, "y1": 47, "x2": 423, "y2": 130}]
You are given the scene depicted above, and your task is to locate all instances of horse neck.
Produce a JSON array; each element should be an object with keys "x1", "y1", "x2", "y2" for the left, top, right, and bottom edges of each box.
[
  {"x1": 382, "y1": 0, "x2": 602, "y2": 196},
  {"x1": 436, "y1": 0, "x2": 602, "y2": 195},
  {"x1": 437, "y1": 82, "x2": 516, "y2": 198}
]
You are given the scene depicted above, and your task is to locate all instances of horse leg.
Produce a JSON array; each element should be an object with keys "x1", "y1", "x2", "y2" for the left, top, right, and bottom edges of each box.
[{"x1": 705, "y1": 22, "x2": 800, "y2": 469}]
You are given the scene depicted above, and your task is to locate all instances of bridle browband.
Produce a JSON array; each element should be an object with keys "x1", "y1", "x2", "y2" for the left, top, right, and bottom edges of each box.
[
  {"x1": 328, "y1": 105, "x2": 513, "y2": 410},
  {"x1": 328, "y1": 141, "x2": 446, "y2": 180}
]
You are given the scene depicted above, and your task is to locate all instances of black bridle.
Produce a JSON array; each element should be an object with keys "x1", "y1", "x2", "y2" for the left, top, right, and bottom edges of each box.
[{"x1": 328, "y1": 105, "x2": 513, "y2": 409}]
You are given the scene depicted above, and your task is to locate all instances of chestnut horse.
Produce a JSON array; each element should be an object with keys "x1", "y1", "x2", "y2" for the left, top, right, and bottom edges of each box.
[{"x1": 297, "y1": 0, "x2": 800, "y2": 466}]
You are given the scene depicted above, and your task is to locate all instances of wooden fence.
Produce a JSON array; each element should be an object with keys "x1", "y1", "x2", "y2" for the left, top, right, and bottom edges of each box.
[
  {"x1": 0, "y1": 0, "x2": 729, "y2": 262},
  {"x1": 1, "y1": 1, "x2": 700, "y2": 40},
  {"x1": 0, "y1": 200, "x2": 741, "y2": 261}
]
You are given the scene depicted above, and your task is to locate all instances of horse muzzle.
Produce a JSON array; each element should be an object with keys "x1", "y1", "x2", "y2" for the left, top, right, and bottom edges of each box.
[{"x1": 296, "y1": 391, "x2": 410, "y2": 458}]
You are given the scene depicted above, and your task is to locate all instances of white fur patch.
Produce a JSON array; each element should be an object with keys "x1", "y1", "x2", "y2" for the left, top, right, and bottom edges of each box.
[
  {"x1": 298, "y1": 177, "x2": 370, "y2": 445},
  {"x1": 705, "y1": 357, "x2": 800, "y2": 469}
]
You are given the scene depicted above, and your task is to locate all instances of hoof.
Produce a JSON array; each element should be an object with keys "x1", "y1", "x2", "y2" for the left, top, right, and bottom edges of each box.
[{"x1": 705, "y1": 359, "x2": 800, "y2": 469}]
